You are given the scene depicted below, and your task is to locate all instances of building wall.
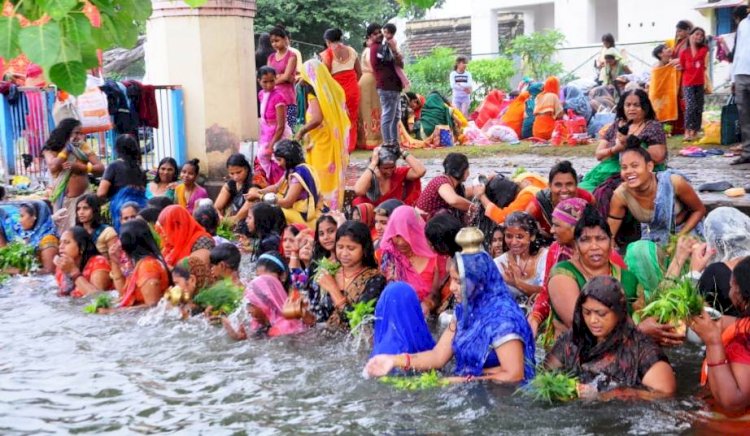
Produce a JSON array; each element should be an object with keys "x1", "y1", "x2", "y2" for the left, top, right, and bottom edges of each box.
[{"x1": 617, "y1": 0, "x2": 710, "y2": 43}]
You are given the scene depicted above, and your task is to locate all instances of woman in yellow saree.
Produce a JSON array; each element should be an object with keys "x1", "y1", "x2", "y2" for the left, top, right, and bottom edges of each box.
[{"x1": 295, "y1": 59, "x2": 350, "y2": 211}]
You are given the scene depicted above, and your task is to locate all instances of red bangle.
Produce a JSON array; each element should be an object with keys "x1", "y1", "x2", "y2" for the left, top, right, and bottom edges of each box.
[
  {"x1": 465, "y1": 375, "x2": 475, "y2": 382},
  {"x1": 403, "y1": 353, "x2": 411, "y2": 371},
  {"x1": 707, "y1": 359, "x2": 729, "y2": 368}
]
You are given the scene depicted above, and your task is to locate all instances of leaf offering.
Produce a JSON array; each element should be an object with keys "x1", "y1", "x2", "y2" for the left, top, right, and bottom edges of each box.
[
  {"x1": 192, "y1": 279, "x2": 243, "y2": 316},
  {"x1": 635, "y1": 277, "x2": 705, "y2": 327},
  {"x1": 380, "y1": 369, "x2": 449, "y2": 390},
  {"x1": 83, "y1": 294, "x2": 113, "y2": 314},
  {"x1": 312, "y1": 258, "x2": 341, "y2": 283},
  {"x1": 346, "y1": 299, "x2": 376, "y2": 330},
  {"x1": 216, "y1": 219, "x2": 237, "y2": 242},
  {"x1": 0, "y1": 241, "x2": 38, "y2": 273},
  {"x1": 522, "y1": 370, "x2": 578, "y2": 403},
  {"x1": 512, "y1": 166, "x2": 527, "y2": 179}
]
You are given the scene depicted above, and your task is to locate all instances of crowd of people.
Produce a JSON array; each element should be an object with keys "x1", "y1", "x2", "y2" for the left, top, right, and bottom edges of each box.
[{"x1": 2, "y1": 10, "x2": 750, "y2": 416}]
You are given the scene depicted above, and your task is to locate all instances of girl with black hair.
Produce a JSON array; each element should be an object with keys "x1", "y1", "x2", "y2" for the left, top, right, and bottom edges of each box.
[
  {"x1": 98, "y1": 134, "x2": 148, "y2": 232},
  {"x1": 494, "y1": 211, "x2": 547, "y2": 302},
  {"x1": 267, "y1": 24, "x2": 298, "y2": 128},
  {"x1": 256, "y1": 251, "x2": 290, "y2": 289},
  {"x1": 110, "y1": 219, "x2": 171, "y2": 307},
  {"x1": 0, "y1": 200, "x2": 59, "y2": 273},
  {"x1": 257, "y1": 66, "x2": 290, "y2": 185},
  {"x1": 175, "y1": 159, "x2": 208, "y2": 213},
  {"x1": 679, "y1": 27, "x2": 709, "y2": 141},
  {"x1": 214, "y1": 153, "x2": 259, "y2": 225},
  {"x1": 54, "y1": 226, "x2": 112, "y2": 297},
  {"x1": 75, "y1": 193, "x2": 118, "y2": 257},
  {"x1": 415, "y1": 152, "x2": 482, "y2": 222},
  {"x1": 247, "y1": 139, "x2": 322, "y2": 227},
  {"x1": 241, "y1": 202, "x2": 282, "y2": 260},
  {"x1": 147, "y1": 157, "x2": 178, "y2": 200},
  {"x1": 526, "y1": 160, "x2": 595, "y2": 235}
]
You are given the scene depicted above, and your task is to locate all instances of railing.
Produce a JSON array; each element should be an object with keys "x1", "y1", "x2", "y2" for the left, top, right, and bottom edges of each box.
[{"x1": 0, "y1": 85, "x2": 186, "y2": 184}]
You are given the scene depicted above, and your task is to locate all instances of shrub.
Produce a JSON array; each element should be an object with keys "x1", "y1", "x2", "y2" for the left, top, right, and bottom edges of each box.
[
  {"x1": 505, "y1": 29, "x2": 566, "y2": 80},
  {"x1": 405, "y1": 47, "x2": 456, "y2": 98},
  {"x1": 467, "y1": 57, "x2": 515, "y2": 103}
]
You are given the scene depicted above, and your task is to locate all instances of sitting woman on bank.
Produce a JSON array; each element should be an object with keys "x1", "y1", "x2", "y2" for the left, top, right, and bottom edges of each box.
[
  {"x1": 692, "y1": 256, "x2": 750, "y2": 414},
  {"x1": 546, "y1": 276, "x2": 676, "y2": 398},
  {"x1": 353, "y1": 146, "x2": 425, "y2": 207},
  {"x1": 146, "y1": 157, "x2": 178, "y2": 200},
  {"x1": 214, "y1": 153, "x2": 263, "y2": 226},
  {"x1": 579, "y1": 89, "x2": 666, "y2": 196},
  {"x1": 548, "y1": 206, "x2": 642, "y2": 337},
  {"x1": 157, "y1": 205, "x2": 215, "y2": 268},
  {"x1": 608, "y1": 139, "x2": 705, "y2": 245},
  {"x1": 294, "y1": 221, "x2": 386, "y2": 328},
  {"x1": 415, "y1": 153, "x2": 482, "y2": 222},
  {"x1": 175, "y1": 159, "x2": 208, "y2": 214},
  {"x1": 532, "y1": 76, "x2": 563, "y2": 140},
  {"x1": 111, "y1": 219, "x2": 171, "y2": 308},
  {"x1": 55, "y1": 226, "x2": 112, "y2": 297},
  {"x1": 97, "y1": 134, "x2": 147, "y2": 232},
  {"x1": 365, "y1": 227, "x2": 535, "y2": 384},
  {"x1": 526, "y1": 160, "x2": 595, "y2": 235},
  {"x1": 76, "y1": 194, "x2": 117, "y2": 258},
  {"x1": 246, "y1": 140, "x2": 321, "y2": 227},
  {"x1": 379, "y1": 206, "x2": 438, "y2": 309},
  {"x1": 0, "y1": 200, "x2": 58, "y2": 273},
  {"x1": 494, "y1": 212, "x2": 548, "y2": 303}
]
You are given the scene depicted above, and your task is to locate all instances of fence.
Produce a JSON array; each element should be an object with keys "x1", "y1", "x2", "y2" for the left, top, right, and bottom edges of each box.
[{"x1": 0, "y1": 85, "x2": 186, "y2": 185}]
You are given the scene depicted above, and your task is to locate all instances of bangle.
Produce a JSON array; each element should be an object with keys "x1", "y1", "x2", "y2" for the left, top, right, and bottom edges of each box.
[
  {"x1": 707, "y1": 358, "x2": 729, "y2": 368},
  {"x1": 86, "y1": 162, "x2": 93, "y2": 173},
  {"x1": 465, "y1": 375, "x2": 475, "y2": 382},
  {"x1": 403, "y1": 353, "x2": 412, "y2": 371}
]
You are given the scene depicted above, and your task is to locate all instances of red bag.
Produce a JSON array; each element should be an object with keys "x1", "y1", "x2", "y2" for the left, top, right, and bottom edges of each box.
[{"x1": 551, "y1": 120, "x2": 568, "y2": 146}]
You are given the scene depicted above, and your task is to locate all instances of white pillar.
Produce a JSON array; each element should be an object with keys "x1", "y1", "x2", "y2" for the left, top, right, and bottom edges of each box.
[{"x1": 471, "y1": 7, "x2": 499, "y2": 58}]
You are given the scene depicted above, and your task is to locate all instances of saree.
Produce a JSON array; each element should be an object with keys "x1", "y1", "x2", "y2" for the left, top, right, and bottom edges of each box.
[
  {"x1": 475, "y1": 90, "x2": 506, "y2": 129},
  {"x1": 453, "y1": 250, "x2": 535, "y2": 381},
  {"x1": 562, "y1": 86, "x2": 592, "y2": 121},
  {"x1": 56, "y1": 255, "x2": 110, "y2": 297},
  {"x1": 279, "y1": 164, "x2": 322, "y2": 227},
  {"x1": 371, "y1": 281, "x2": 436, "y2": 357},
  {"x1": 110, "y1": 186, "x2": 147, "y2": 233},
  {"x1": 322, "y1": 46, "x2": 360, "y2": 153},
  {"x1": 419, "y1": 92, "x2": 453, "y2": 138},
  {"x1": 0, "y1": 200, "x2": 57, "y2": 251},
  {"x1": 649, "y1": 64, "x2": 679, "y2": 122},
  {"x1": 522, "y1": 82, "x2": 543, "y2": 139},
  {"x1": 641, "y1": 170, "x2": 703, "y2": 245},
  {"x1": 357, "y1": 47, "x2": 381, "y2": 149},
  {"x1": 120, "y1": 257, "x2": 170, "y2": 307},
  {"x1": 175, "y1": 183, "x2": 209, "y2": 214},
  {"x1": 300, "y1": 59, "x2": 350, "y2": 211},
  {"x1": 158, "y1": 205, "x2": 213, "y2": 267},
  {"x1": 245, "y1": 275, "x2": 307, "y2": 337},
  {"x1": 49, "y1": 143, "x2": 92, "y2": 210},
  {"x1": 550, "y1": 260, "x2": 642, "y2": 316},
  {"x1": 623, "y1": 240, "x2": 663, "y2": 301},
  {"x1": 326, "y1": 268, "x2": 386, "y2": 329},
  {"x1": 501, "y1": 92, "x2": 529, "y2": 138},
  {"x1": 258, "y1": 88, "x2": 291, "y2": 184}
]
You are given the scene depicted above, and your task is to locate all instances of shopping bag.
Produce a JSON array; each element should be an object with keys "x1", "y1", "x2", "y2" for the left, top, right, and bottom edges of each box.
[
  {"x1": 77, "y1": 76, "x2": 112, "y2": 133},
  {"x1": 721, "y1": 95, "x2": 741, "y2": 145}
]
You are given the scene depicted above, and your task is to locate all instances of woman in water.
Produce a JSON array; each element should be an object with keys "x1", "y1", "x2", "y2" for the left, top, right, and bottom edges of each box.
[
  {"x1": 54, "y1": 226, "x2": 112, "y2": 297},
  {"x1": 0, "y1": 200, "x2": 58, "y2": 273},
  {"x1": 214, "y1": 153, "x2": 261, "y2": 226},
  {"x1": 75, "y1": 194, "x2": 117, "y2": 258},
  {"x1": 494, "y1": 212, "x2": 547, "y2": 303},
  {"x1": 158, "y1": 205, "x2": 215, "y2": 268}
]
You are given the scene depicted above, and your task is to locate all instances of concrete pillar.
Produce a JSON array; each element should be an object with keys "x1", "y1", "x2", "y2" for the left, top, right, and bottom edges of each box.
[
  {"x1": 471, "y1": 7, "x2": 499, "y2": 58},
  {"x1": 145, "y1": 0, "x2": 257, "y2": 181},
  {"x1": 522, "y1": 10, "x2": 536, "y2": 35},
  {"x1": 554, "y1": 0, "x2": 594, "y2": 46}
]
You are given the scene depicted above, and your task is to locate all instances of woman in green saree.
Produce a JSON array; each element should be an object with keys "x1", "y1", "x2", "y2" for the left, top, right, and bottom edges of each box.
[{"x1": 417, "y1": 91, "x2": 453, "y2": 138}]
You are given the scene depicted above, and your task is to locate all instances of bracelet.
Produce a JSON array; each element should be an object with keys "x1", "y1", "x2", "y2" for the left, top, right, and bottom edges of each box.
[
  {"x1": 707, "y1": 358, "x2": 729, "y2": 368},
  {"x1": 403, "y1": 353, "x2": 412, "y2": 371},
  {"x1": 465, "y1": 375, "x2": 475, "y2": 382},
  {"x1": 86, "y1": 162, "x2": 93, "y2": 173}
]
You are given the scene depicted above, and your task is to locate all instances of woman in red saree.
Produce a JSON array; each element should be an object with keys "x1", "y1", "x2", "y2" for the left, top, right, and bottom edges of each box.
[
  {"x1": 352, "y1": 146, "x2": 425, "y2": 207},
  {"x1": 157, "y1": 205, "x2": 215, "y2": 268},
  {"x1": 321, "y1": 28, "x2": 362, "y2": 154}
]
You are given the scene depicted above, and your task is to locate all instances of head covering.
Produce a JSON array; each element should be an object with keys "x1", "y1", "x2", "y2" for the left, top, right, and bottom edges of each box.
[
  {"x1": 354, "y1": 203, "x2": 375, "y2": 229},
  {"x1": 543, "y1": 76, "x2": 560, "y2": 96},
  {"x1": 177, "y1": 256, "x2": 212, "y2": 292},
  {"x1": 158, "y1": 205, "x2": 213, "y2": 267},
  {"x1": 602, "y1": 47, "x2": 622, "y2": 61},
  {"x1": 528, "y1": 82, "x2": 544, "y2": 97},
  {"x1": 379, "y1": 206, "x2": 436, "y2": 300},
  {"x1": 452, "y1": 249, "x2": 535, "y2": 381},
  {"x1": 704, "y1": 207, "x2": 750, "y2": 263},
  {"x1": 623, "y1": 240, "x2": 663, "y2": 301},
  {"x1": 0, "y1": 200, "x2": 56, "y2": 248},
  {"x1": 562, "y1": 85, "x2": 592, "y2": 121},
  {"x1": 374, "y1": 199, "x2": 403, "y2": 217},
  {"x1": 370, "y1": 282, "x2": 436, "y2": 357},
  {"x1": 245, "y1": 275, "x2": 307, "y2": 337},
  {"x1": 512, "y1": 172, "x2": 548, "y2": 190},
  {"x1": 377, "y1": 147, "x2": 400, "y2": 166},
  {"x1": 552, "y1": 197, "x2": 588, "y2": 227}
]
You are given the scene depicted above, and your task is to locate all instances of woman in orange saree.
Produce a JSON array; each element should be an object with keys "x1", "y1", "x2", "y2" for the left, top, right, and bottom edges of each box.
[{"x1": 532, "y1": 76, "x2": 563, "y2": 140}]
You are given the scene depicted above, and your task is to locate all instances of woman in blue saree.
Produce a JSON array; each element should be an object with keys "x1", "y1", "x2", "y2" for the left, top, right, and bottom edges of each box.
[
  {"x1": 370, "y1": 281, "x2": 436, "y2": 357},
  {"x1": 364, "y1": 227, "x2": 535, "y2": 384},
  {"x1": 97, "y1": 135, "x2": 148, "y2": 233},
  {"x1": 0, "y1": 200, "x2": 58, "y2": 273}
]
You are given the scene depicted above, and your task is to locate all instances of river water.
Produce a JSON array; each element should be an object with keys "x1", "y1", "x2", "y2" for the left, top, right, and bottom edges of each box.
[{"x1": 0, "y1": 274, "x2": 725, "y2": 435}]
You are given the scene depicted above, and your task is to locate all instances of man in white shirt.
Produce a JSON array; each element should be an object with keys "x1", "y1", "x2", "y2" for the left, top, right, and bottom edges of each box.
[{"x1": 731, "y1": 5, "x2": 750, "y2": 165}]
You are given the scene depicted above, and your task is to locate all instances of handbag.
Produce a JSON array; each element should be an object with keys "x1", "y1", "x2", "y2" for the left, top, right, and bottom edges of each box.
[{"x1": 721, "y1": 95, "x2": 741, "y2": 145}]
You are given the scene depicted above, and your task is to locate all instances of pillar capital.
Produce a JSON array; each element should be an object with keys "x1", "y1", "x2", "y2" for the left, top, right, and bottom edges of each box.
[{"x1": 151, "y1": 0, "x2": 256, "y2": 19}]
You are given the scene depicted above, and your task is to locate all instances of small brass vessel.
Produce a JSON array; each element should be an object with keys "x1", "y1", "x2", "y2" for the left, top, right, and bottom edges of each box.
[{"x1": 455, "y1": 227, "x2": 484, "y2": 254}]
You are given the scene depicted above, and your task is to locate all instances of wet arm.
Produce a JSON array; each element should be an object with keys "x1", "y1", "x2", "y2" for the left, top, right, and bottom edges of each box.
[
  {"x1": 140, "y1": 278, "x2": 165, "y2": 306},
  {"x1": 477, "y1": 341, "x2": 525, "y2": 383},
  {"x1": 704, "y1": 342, "x2": 750, "y2": 411},
  {"x1": 640, "y1": 361, "x2": 676, "y2": 395},
  {"x1": 74, "y1": 269, "x2": 112, "y2": 296},
  {"x1": 43, "y1": 150, "x2": 64, "y2": 174},
  {"x1": 393, "y1": 322, "x2": 455, "y2": 371},
  {"x1": 214, "y1": 185, "x2": 231, "y2": 216},
  {"x1": 607, "y1": 192, "x2": 627, "y2": 239},
  {"x1": 404, "y1": 154, "x2": 426, "y2": 180},
  {"x1": 437, "y1": 183, "x2": 472, "y2": 212},
  {"x1": 674, "y1": 176, "x2": 706, "y2": 235},
  {"x1": 647, "y1": 144, "x2": 667, "y2": 165},
  {"x1": 87, "y1": 153, "x2": 105, "y2": 176},
  {"x1": 353, "y1": 167, "x2": 375, "y2": 197},
  {"x1": 39, "y1": 247, "x2": 57, "y2": 274}
]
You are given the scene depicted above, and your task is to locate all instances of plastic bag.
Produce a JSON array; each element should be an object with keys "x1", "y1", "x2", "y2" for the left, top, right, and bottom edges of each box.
[
  {"x1": 52, "y1": 92, "x2": 79, "y2": 125},
  {"x1": 699, "y1": 121, "x2": 721, "y2": 145},
  {"x1": 77, "y1": 75, "x2": 112, "y2": 133},
  {"x1": 485, "y1": 125, "x2": 519, "y2": 143},
  {"x1": 588, "y1": 111, "x2": 615, "y2": 139}
]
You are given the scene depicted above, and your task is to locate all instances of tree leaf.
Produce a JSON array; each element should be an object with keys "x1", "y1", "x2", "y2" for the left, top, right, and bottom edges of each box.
[
  {"x1": 183, "y1": 0, "x2": 209, "y2": 7},
  {"x1": 40, "y1": 0, "x2": 80, "y2": 20},
  {"x1": 49, "y1": 61, "x2": 87, "y2": 95},
  {"x1": 18, "y1": 22, "x2": 62, "y2": 69},
  {"x1": 0, "y1": 16, "x2": 21, "y2": 60}
]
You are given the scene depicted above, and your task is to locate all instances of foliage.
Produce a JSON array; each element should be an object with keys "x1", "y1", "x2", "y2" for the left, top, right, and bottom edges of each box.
[
  {"x1": 0, "y1": 273, "x2": 10, "y2": 285},
  {"x1": 346, "y1": 299, "x2": 376, "y2": 330},
  {"x1": 505, "y1": 29, "x2": 565, "y2": 81},
  {"x1": 193, "y1": 278, "x2": 243, "y2": 316},
  {"x1": 84, "y1": 293, "x2": 112, "y2": 314},
  {"x1": 216, "y1": 219, "x2": 237, "y2": 242},
  {"x1": 0, "y1": 0, "x2": 158, "y2": 95},
  {"x1": 404, "y1": 47, "x2": 455, "y2": 97},
  {"x1": 521, "y1": 370, "x2": 578, "y2": 403},
  {"x1": 0, "y1": 240, "x2": 38, "y2": 273},
  {"x1": 380, "y1": 369, "x2": 449, "y2": 390},
  {"x1": 634, "y1": 277, "x2": 705, "y2": 326},
  {"x1": 466, "y1": 57, "x2": 515, "y2": 102},
  {"x1": 312, "y1": 257, "x2": 341, "y2": 284},
  {"x1": 511, "y1": 166, "x2": 527, "y2": 179}
]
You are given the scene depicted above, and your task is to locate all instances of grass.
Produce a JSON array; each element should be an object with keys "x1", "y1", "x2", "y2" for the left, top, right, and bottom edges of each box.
[{"x1": 350, "y1": 135, "x2": 716, "y2": 161}]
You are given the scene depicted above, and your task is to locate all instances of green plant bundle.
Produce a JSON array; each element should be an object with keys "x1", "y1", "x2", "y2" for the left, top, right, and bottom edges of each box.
[
  {"x1": 380, "y1": 369, "x2": 449, "y2": 390},
  {"x1": 346, "y1": 299, "x2": 376, "y2": 331},
  {"x1": 0, "y1": 241, "x2": 38, "y2": 273},
  {"x1": 84, "y1": 294, "x2": 113, "y2": 314},
  {"x1": 193, "y1": 279, "x2": 243, "y2": 316},
  {"x1": 0, "y1": 273, "x2": 11, "y2": 285},
  {"x1": 216, "y1": 219, "x2": 237, "y2": 242},
  {"x1": 511, "y1": 166, "x2": 527, "y2": 179},
  {"x1": 522, "y1": 370, "x2": 578, "y2": 403},
  {"x1": 635, "y1": 277, "x2": 705, "y2": 325},
  {"x1": 312, "y1": 258, "x2": 341, "y2": 283}
]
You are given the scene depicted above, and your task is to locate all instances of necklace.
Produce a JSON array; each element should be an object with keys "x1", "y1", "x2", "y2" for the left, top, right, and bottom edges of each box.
[
  {"x1": 514, "y1": 253, "x2": 532, "y2": 279},
  {"x1": 341, "y1": 266, "x2": 364, "y2": 285},
  {"x1": 576, "y1": 257, "x2": 610, "y2": 281}
]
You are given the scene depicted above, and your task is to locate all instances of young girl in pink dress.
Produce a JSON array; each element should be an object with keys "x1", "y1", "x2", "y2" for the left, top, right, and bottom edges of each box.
[
  {"x1": 267, "y1": 25, "x2": 298, "y2": 129},
  {"x1": 257, "y1": 66, "x2": 291, "y2": 185}
]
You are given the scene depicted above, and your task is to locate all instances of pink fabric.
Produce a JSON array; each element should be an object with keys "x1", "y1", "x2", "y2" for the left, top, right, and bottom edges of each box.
[
  {"x1": 245, "y1": 275, "x2": 307, "y2": 337},
  {"x1": 258, "y1": 88, "x2": 290, "y2": 184},
  {"x1": 267, "y1": 51, "x2": 296, "y2": 104},
  {"x1": 551, "y1": 197, "x2": 588, "y2": 227},
  {"x1": 379, "y1": 206, "x2": 437, "y2": 300}
]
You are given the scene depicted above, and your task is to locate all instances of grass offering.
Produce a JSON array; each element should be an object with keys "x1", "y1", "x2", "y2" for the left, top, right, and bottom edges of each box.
[
  {"x1": 192, "y1": 279, "x2": 243, "y2": 316},
  {"x1": 312, "y1": 258, "x2": 341, "y2": 283},
  {"x1": 511, "y1": 166, "x2": 527, "y2": 179},
  {"x1": 216, "y1": 219, "x2": 237, "y2": 242},
  {"x1": 380, "y1": 370, "x2": 449, "y2": 390},
  {"x1": 522, "y1": 370, "x2": 579, "y2": 403},
  {"x1": 634, "y1": 277, "x2": 704, "y2": 332},
  {"x1": 0, "y1": 241, "x2": 38, "y2": 273},
  {"x1": 346, "y1": 299, "x2": 376, "y2": 331},
  {"x1": 84, "y1": 294, "x2": 113, "y2": 314}
]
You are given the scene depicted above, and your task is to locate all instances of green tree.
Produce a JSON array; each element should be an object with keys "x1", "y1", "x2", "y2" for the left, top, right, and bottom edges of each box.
[
  {"x1": 404, "y1": 47, "x2": 455, "y2": 97},
  {"x1": 504, "y1": 29, "x2": 565, "y2": 80},
  {"x1": 467, "y1": 57, "x2": 514, "y2": 102}
]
